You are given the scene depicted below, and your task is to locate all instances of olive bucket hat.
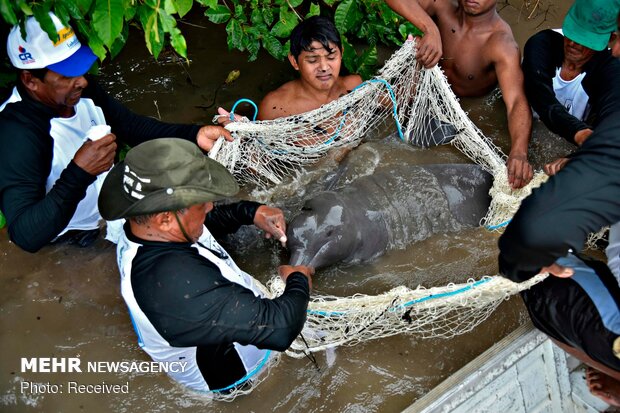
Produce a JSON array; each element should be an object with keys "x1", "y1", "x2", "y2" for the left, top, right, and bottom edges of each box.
[{"x1": 98, "y1": 138, "x2": 239, "y2": 220}]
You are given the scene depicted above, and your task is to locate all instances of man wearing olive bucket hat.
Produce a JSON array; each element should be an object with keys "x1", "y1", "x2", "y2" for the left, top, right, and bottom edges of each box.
[{"x1": 98, "y1": 138, "x2": 313, "y2": 394}]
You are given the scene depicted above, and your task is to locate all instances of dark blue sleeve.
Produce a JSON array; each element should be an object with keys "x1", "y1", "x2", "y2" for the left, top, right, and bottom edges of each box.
[
  {"x1": 0, "y1": 120, "x2": 95, "y2": 252},
  {"x1": 498, "y1": 115, "x2": 620, "y2": 282},
  {"x1": 522, "y1": 30, "x2": 589, "y2": 143},
  {"x1": 205, "y1": 201, "x2": 262, "y2": 238},
  {"x1": 133, "y1": 250, "x2": 309, "y2": 351}
]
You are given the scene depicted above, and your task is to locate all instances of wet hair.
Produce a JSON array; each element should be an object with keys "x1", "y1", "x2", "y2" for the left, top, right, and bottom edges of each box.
[{"x1": 289, "y1": 16, "x2": 342, "y2": 61}]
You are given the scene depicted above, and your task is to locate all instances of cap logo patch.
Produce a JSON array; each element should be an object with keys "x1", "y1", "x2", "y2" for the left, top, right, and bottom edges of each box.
[
  {"x1": 17, "y1": 46, "x2": 35, "y2": 64},
  {"x1": 123, "y1": 165, "x2": 152, "y2": 200}
]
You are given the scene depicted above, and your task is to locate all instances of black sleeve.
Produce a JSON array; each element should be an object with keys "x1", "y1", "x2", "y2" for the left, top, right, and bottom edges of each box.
[
  {"x1": 83, "y1": 76, "x2": 201, "y2": 147},
  {"x1": 498, "y1": 115, "x2": 620, "y2": 282},
  {"x1": 582, "y1": 54, "x2": 620, "y2": 130},
  {"x1": 522, "y1": 30, "x2": 589, "y2": 143},
  {"x1": 0, "y1": 121, "x2": 96, "y2": 252},
  {"x1": 205, "y1": 201, "x2": 262, "y2": 238},
  {"x1": 134, "y1": 250, "x2": 309, "y2": 351}
]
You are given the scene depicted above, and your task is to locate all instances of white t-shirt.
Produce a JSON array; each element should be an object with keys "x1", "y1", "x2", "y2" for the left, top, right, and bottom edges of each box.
[{"x1": 0, "y1": 87, "x2": 119, "y2": 238}]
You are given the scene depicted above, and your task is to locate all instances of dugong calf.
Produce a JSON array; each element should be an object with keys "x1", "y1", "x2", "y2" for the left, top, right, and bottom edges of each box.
[{"x1": 287, "y1": 164, "x2": 492, "y2": 268}]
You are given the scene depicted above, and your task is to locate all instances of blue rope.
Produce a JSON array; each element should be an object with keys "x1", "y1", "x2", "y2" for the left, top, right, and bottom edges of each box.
[
  {"x1": 306, "y1": 277, "x2": 494, "y2": 318},
  {"x1": 485, "y1": 219, "x2": 511, "y2": 231},
  {"x1": 230, "y1": 98, "x2": 259, "y2": 121},
  {"x1": 351, "y1": 79, "x2": 404, "y2": 141},
  {"x1": 210, "y1": 350, "x2": 272, "y2": 393},
  {"x1": 392, "y1": 278, "x2": 492, "y2": 311},
  {"x1": 307, "y1": 308, "x2": 346, "y2": 317}
]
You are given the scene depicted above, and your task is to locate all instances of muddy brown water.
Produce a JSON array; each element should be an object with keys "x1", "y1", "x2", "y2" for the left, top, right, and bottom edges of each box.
[{"x1": 1, "y1": 1, "x2": 577, "y2": 412}]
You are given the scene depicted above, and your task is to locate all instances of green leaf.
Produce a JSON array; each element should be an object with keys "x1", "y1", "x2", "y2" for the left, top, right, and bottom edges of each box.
[
  {"x1": 262, "y1": 33, "x2": 282, "y2": 59},
  {"x1": 340, "y1": 35, "x2": 356, "y2": 74},
  {"x1": 169, "y1": 27, "x2": 187, "y2": 58},
  {"x1": 356, "y1": 44, "x2": 377, "y2": 79},
  {"x1": 196, "y1": 0, "x2": 218, "y2": 8},
  {"x1": 75, "y1": 0, "x2": 93, "y2": 15},
  {"x1": 15, "y1": 0, "x2": 33, "y2": 15},
  {"x1": 262, "y1": 6, "x2": 274, "y2": 26},
  {"x1": 56, "y1": 0, "x2": 83, "y2": 20},
  {"x1": 159, "y1": 10, "x2": 177, "y2": 32},
  {"x1": 53, "y1": 3, "x2": 71, "y2": 27},
  {"x1": 0, "y1": 0, "x2": 18, "y2": 25},
  {"x1": 172, "y1": 0, "x2": 192, "y2": 17},
  {"x1": 92, "y1": 0, "x2": 124, "y2": 47},
  {"x1": 76, "y1": 19, "x2": 107, "y2": 60},
  {"x1": 109, "y1": 22, "x2": 128, "y2": 59},
  {"x1": 164, "y1": 0, "x2": 176, "y2": 15},
  {"x1": 323, "y1": 0, "x2": 337, "y2": 6},
  {"x1": 306, "y1": 3, "x2": 320, "y2": 18},
  {"x1": 281, "y1": 39, "x2": 290, "y2": 59},
  {"x1": 244, "y1": 34, "x2": 259, "y2": 61},
  {"x1": 288, "y1": 0, "x2": 303, "y2": 7},
  {"x1": 335, "y1": 0, "x2": 362, "y2": 34},
  {"x1": 234, "y1": 4, "x2": 246, "y2": 23},
  {"x1": 205, "y1": 5, "x2": 231, "y2": 24},
  {"x1": 226, "y1": 17, "x2": 243, "y2": 50},
  {"x1": 140, "y1": 5, "x2": 165, "y2": 58},
  {"x1": 33, "y1": 4, "x2": 58, "y2": 43},
  {"x1": 271, "y1": 9, "x2": 298, "y2": 38},
  {"x1": 250, "y1": 8, "x2": 263, "y2": 25},
  {"x1": 124, "y1": 0, "x2": 137, "y2": 21}
]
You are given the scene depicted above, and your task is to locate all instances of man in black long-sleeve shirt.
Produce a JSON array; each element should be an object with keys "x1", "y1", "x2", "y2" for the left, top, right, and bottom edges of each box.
[
  {"x1": 522, "y1": 1, "x2": 620, "y2": 175},
  {"x1": 98, "y1": 138, "x2": 313, "y2": 394},
  {"x1": 0, "y1": 12, "x2": 232, "y2": 252}
]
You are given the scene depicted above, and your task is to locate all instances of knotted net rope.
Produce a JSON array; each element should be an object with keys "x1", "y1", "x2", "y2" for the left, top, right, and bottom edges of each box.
[
  {"x1": 210, "y1": 39, "x2": 548, "y2": 228},
  {"x1": 208, "y1": 40, "x2": 551, "y2": 399}
]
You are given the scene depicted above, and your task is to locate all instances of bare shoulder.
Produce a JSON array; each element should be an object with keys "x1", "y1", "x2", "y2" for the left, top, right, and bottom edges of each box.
[
  {"x1": 430, "y1": 0, "x2": 458, "y2": 17},
  {"x1": 343, "y1": 74, "x2": 363, "y2": 91},
  {"x1": 258, "y1": 80, "x2": 299, "y2": 120},
  {"x1": 487, "y1": 21, "x2": 520, "y2": 63}
]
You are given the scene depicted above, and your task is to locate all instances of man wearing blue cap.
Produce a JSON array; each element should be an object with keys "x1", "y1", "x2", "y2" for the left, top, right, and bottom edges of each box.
[
  {"x1": 0, "y1": 13, "x2": 234, "y2": 252},
  {"x1": 522, "y1": 0, "x2": 620, "y2": 175}
]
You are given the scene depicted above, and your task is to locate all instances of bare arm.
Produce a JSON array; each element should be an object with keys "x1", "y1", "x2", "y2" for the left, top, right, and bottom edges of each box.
[
  {"x1": 384, "y1": 0, "x2": 442, "y2": 68},
  {"x1": 492, "y1": 33, "x2": 533, "y2": 189}
]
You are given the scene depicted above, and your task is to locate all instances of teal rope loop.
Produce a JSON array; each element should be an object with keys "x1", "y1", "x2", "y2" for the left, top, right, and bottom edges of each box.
[{"x1": 230, "y1": 98, "x2": 259, "y2": 121}]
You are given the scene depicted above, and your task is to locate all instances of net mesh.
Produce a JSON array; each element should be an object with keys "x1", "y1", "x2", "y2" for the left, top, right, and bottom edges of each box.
[
  {"x1": 210, "y1": 39, "x2": 549, "y2": 228},
  {"x1": 209, "y1": 40, "x2": 551, "y2": 399}
]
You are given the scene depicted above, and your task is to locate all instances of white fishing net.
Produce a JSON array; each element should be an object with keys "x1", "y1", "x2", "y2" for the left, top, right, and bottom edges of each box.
[
  {"x1": 265, "y1": 273, "x2": 548, "y2": 358},
  {"x1": 210, "y1": 39, "x2": 548, "y2": 229},
  {"x1": 209, "y1": 40, "x2": 552, "y2": 399}
]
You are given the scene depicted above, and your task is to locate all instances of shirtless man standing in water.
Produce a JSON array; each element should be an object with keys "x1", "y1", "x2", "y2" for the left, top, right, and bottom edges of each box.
[
  {"x1": 257, "y1": 16, "x2": 362, "y2": 120},
  {"x1": 385, "y1": 0, "x2": 533, "y2": 189}
]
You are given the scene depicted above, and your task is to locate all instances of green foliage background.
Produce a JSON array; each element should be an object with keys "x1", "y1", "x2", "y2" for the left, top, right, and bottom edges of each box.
[{"x1": 0, "y1": 0, "x2": 421, "y2": 80}]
